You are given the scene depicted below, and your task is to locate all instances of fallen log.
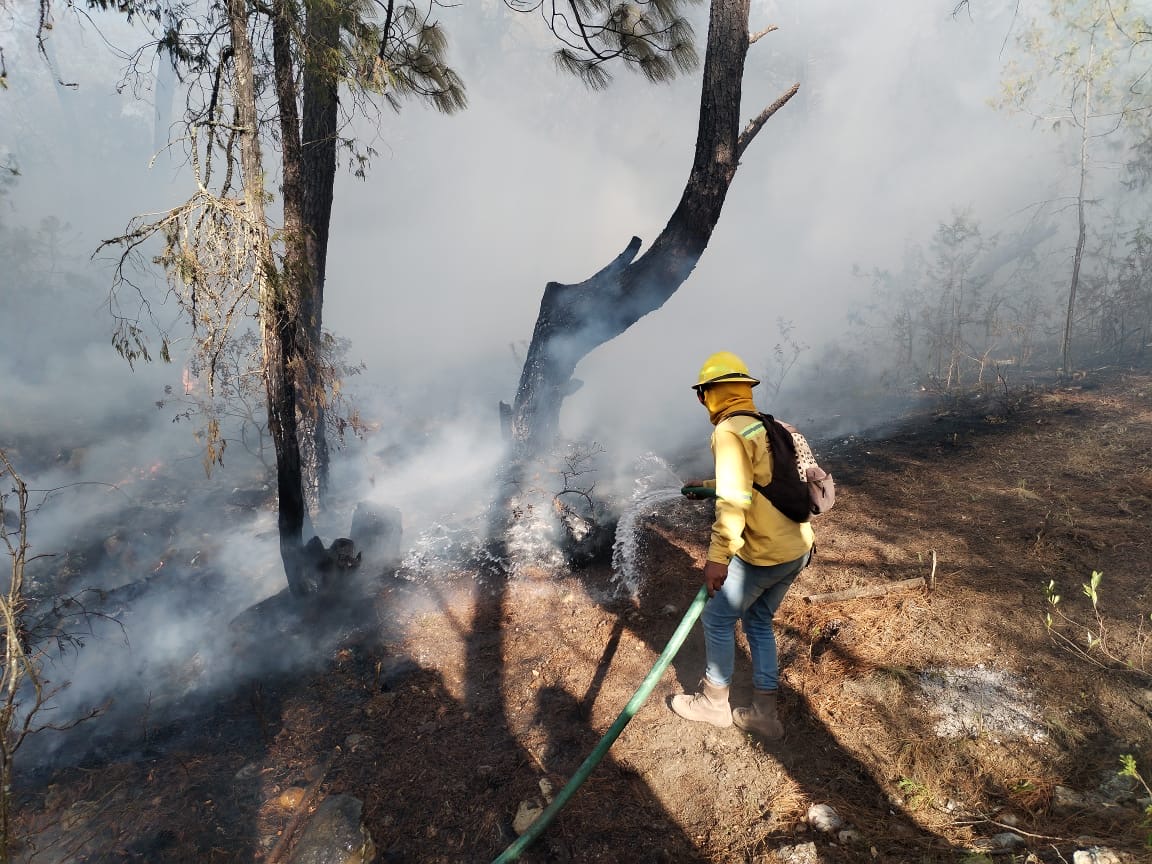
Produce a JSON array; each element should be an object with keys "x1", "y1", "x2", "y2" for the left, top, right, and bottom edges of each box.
[{"x1": 803, "y1": 577, "x2": 926, "y2": 605}]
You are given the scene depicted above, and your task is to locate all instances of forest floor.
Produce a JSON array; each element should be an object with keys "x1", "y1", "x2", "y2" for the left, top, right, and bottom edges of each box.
[{"x1": 10, "y1": 367, "x2": 1152, "y2": 864}]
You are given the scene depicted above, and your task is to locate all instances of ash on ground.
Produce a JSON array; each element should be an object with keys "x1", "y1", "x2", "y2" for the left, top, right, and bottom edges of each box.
[{"x1": 918, "y1": 665, "x2": 1047, "y2": 743}]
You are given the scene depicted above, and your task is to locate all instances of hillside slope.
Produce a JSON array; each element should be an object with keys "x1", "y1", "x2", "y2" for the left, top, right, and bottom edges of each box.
[{"x1": 14, "y1": 369, "x2": 1152, "y2": 863}]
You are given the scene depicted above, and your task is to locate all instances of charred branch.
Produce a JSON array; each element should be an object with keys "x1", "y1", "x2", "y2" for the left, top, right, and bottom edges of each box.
[{"x1": 511, "y1": 0, "x2": 798, "y2": 452}]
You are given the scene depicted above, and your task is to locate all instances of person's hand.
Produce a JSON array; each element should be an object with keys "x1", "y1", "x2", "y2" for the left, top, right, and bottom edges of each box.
[
  {"x1": 703, "y1": 560, "x2": 728, "y2": 598},
  {"x1": 682, "y1": 479, "x2": 710, "y2": 500}
]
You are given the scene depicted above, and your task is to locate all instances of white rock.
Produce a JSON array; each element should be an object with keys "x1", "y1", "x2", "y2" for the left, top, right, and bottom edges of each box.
[
  {"x1": 837, "y1": 828, "x2": 864, "y2": 845},
  {"x1": 774, "y1": 841, "x2": 819, "y2": 864},
  {"x1": 512, "y1": 799, "x2": 543, "y2": 835},
  {"x1": 807, "y1": 803, "x2": 843, "y2": 833},
  {"x1": 1073, "y1": 848, "x2": 1125, "y2": 864}
]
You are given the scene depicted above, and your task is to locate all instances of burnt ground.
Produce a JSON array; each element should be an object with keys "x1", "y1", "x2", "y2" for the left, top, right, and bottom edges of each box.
[{"x1": 10, "y1": 368, "x2": 1152, "y2": 863}]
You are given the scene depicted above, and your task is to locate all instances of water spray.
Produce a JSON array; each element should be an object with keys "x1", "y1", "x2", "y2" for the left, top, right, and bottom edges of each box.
[{"x1": 490, "y1": 584, "x2": 710, "y2": 864}]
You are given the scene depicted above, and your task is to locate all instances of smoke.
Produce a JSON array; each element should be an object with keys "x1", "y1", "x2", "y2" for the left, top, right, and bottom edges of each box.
[{"x1": 2, "y1": 0, "x2": 1139, "y2": 763}]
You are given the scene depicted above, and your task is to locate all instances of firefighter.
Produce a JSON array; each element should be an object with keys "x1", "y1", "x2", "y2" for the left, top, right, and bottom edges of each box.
[{"x1": 672, "y1": 351, "x2": 815, "y2": 739}]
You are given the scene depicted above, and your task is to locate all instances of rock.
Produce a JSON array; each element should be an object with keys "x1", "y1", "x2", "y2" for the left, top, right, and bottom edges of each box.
[
  {"x1": 837, "y1": 828, "x2": 864, "y2": 845},
  {"x1": 1097, "y1": 771, "x2": 1140, "y2": 805},
  {"x1": 1052, "y1": 785, "x2": 1087, "y2": 810},
  {"x1": 513, "y1": 798, "x2": 544, "y2": 835},
  {"x1": 1072, "y1": 848, "x2": 1126, "y2": 864},
  {"x1": 286, "y1": 794, "x2": 375, "y2": 864},
  {"x1": 806, "y1": 803, "x2": 843, "y2": 833},
  {"x1": 773, "y1": 841, "x2": 819, "y2": 864}
]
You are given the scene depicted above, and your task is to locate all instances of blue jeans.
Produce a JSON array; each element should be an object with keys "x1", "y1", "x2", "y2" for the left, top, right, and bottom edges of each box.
[{"x1": 702, "y1": 550, "x2": 811, "y2": 691}]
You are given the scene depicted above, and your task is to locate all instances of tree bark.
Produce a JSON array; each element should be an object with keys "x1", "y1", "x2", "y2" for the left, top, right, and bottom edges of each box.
[
  {"x1": 1062, "y1": 39, "x2": 1093, "y2": 378},
  {"x1": 510, "y1": 0, "x2": 798, "y2": 453},
  {"x1": 271, "y1": 0, "x2": 338, "y2": 523},
  {"x1": 298, "y1": 0, "x2": 341, "y2": 514},
  {"x1": 229, "y1": 0, "x2": 308, "y2": 594}
]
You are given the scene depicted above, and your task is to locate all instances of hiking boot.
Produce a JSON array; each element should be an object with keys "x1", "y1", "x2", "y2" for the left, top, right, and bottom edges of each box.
[
  {"x1": 671, "y1": 678, "x2": 732, "y2": 728},
  {"x1": 733, "y1": 689, "x2": 783, "y2": 739}
]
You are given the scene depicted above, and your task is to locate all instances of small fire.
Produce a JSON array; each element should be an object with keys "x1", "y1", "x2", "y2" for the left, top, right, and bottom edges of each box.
[{"x1": 114, "y1": 460, "x2": 166, "y2": 488}]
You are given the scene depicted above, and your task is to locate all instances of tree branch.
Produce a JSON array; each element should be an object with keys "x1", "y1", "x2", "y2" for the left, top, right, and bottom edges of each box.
[
  {"x1": 736, "y1": 82, "x2": 799, "y2": 160},
  {"x1": 749, "y1": 25, "x2": 777, "y2": 44},
  {"x1": 589, "y1": 236, "x2": 642, "y2": 282},
  {"x1": 378, "y1": 0, "x2": 395, "y2": 61}
]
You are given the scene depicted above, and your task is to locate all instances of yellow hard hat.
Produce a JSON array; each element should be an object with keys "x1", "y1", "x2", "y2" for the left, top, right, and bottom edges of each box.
[{"x1": 693, "y1": 351, "x2": 760, "y2": 389}]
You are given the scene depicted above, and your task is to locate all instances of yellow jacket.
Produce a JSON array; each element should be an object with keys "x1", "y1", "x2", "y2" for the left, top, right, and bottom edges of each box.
[{"x1": 701, "y1": 412, "x2": 815, "y2": 567}]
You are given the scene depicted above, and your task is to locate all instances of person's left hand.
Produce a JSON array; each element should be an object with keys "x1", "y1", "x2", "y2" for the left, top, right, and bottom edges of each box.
[{"x1": 703, "y1": 560, "x2": 728, "y2": 598}]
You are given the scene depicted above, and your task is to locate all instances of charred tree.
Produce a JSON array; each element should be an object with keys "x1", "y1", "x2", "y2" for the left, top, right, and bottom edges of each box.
[
  {"x1": 1061, "y1": 39, "x2": 1092, "y2": 378},
  {"x1": 230, "y1": 0, "x2": 309, "y2": 594},
  {"x1": 511, "y1": 1, "x2": 798, "y2": 453},
  {"x1": 298, "y1": 0, "x2": 341, "y2": 514},
  {"x1": 273, "y1": 0, "x2": 341, "y2": 518}
]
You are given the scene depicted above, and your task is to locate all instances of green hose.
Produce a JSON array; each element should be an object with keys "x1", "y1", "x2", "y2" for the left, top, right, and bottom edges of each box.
[{"x1": 491, "y1": 584, "x2": 710, "y2": 864}]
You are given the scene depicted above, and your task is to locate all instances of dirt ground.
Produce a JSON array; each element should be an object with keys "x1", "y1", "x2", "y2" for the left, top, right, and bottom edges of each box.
[{"x1": 12, "y1": 368, "x2": 1152, "y2": 863}]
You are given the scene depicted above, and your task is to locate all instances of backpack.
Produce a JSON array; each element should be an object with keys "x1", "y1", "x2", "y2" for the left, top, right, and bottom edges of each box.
[{"x1": 728, "y1": 412, "x2": 836, "y2": 523}]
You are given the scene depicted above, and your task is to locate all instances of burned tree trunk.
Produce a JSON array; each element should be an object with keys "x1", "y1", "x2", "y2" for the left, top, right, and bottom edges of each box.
[
  {"x1": 271, "y1": 0, "x2": 339, "y2": 523},
  {"x1": 297, "y1": 0, "x2": 341, "y2": 515},
  {"x1": 229, "y1": 0, "x2": 308, "y2": 595},
  {"x1": 511, "y1": 0, "x2": 798, "y2": 453}
]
